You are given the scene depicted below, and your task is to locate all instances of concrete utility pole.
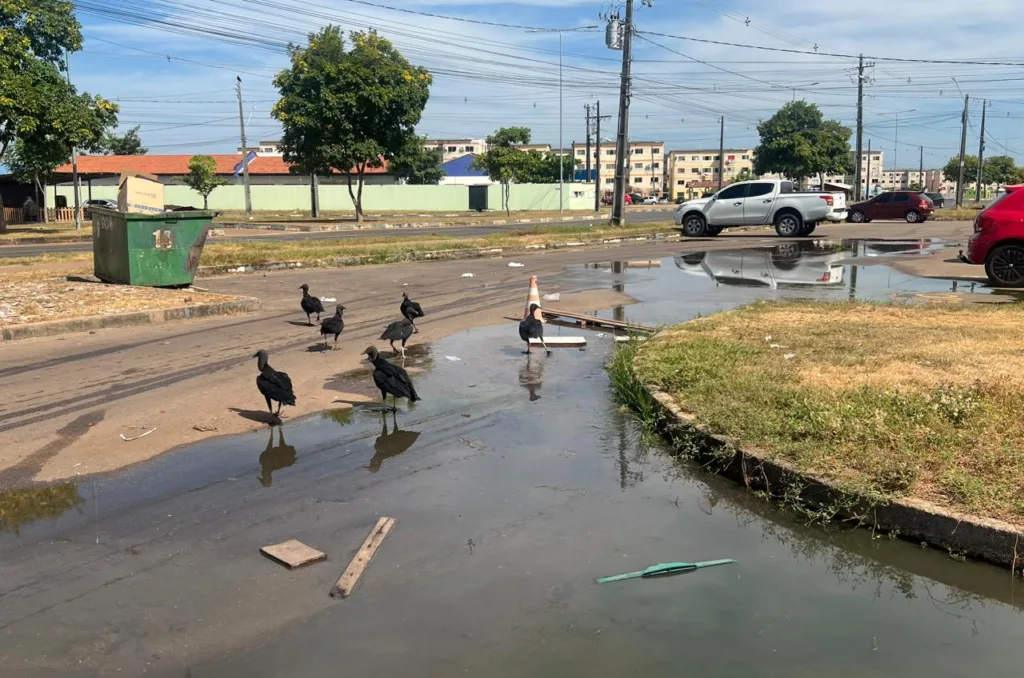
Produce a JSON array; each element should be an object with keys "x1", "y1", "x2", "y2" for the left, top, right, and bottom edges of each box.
[
  {"x1": 956, "y1": 94, "x2": 970, "y2": 207},
  {"x1": 919, "y1": 145, "x2": 924, "y2": 191},
  {"x1": 310, "y1": 174, "x2": 320, "y2": 218},
  {"x1": 866, "y1": 139, "x2": 872, "y2": 195},
  {"x1": 854, "y1": 55, "x2": 865, "y2": 201},
  {"x1": 585, "y1": 103, "x2": 592, "y2": 183},
  {"x1": 593, "y1": 101, "x2": 609, "y2": 213},
  {"x1": 236, "y1": 76, "x2": 253, "y2": 218},
  {"x1": 717, "y1": 116, "x2": 725, "y2": 191},
  {"x1": 611, "y1": 0, "x2": 636, "y2": 226},
  {"x1": 976, "y1": 99, "x2": 987, "y2": 202},
  {"x1": 66, "y1": 49, "x2": 81, "y2": 230}
]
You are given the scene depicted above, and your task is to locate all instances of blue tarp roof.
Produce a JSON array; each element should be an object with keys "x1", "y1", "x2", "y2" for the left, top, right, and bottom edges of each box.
[{"x1": 441, "y1": 153, "x2": 487, "y2": 177}]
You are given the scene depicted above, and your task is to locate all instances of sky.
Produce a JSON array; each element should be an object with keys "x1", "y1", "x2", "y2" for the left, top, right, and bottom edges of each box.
[{"x1": 63, "y1": 0, "x2": 1024, "y2": 171}]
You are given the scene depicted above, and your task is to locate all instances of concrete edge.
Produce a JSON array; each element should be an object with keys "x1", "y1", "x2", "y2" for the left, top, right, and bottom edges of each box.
[
  {"x1": 0, "y1": 235, "x2": 92, "y2": 245},
  {"x1": 1, "y1": 296, "x2": 262, "y2": 342},
  {"x1": 634, "y1": 343, "x2": 1024, "y2": 570},
  {"x1": 215, "y1": 213, "x2": 617, "y2": 232},
  {"x1": 198, "y1": 230, "x2": 687, "y2": 276}
]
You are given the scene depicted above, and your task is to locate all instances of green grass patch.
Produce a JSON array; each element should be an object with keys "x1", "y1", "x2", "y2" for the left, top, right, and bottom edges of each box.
[{"x1": 634, "y1": 301, "x2": 1024, "y2": 523}]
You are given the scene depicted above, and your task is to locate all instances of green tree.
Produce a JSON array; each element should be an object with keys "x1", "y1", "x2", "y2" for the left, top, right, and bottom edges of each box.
[
  {"x1": 272, "y1": 27, "x2": 431, "y2": 221},
  {"x1": 390, "y1": 136, "x2": 445, "y2": 185},
  {"x1": 753, "y1": 101, "x2": 853, "y2": 187},
  {"x1": 942, "y1": 155, "x2": 979, "y2": 184},
  {"x1": 472, "y1": 127, "x2": 534, "y2": 214},
  {"x1": 179, "y1": 155, "x2": 228, "y2": 209},
  {"x1": 982, "y1": 155, "x2": 1017, "y2": 186},
  {"x1": 99, "y1": 125, "x2": 147, "y2": 155},
  {"x1": 735, "y1": 168, "x2": 755, "y2": 182}
]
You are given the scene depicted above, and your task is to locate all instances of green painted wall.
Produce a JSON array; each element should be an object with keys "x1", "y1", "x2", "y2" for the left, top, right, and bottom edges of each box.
[{"x1": 48, "y1": 182, "x2": 596, "y2": 213}]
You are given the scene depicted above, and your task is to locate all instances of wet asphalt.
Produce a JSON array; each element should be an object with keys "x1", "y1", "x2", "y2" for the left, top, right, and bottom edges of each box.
[{"x1": 3, "y1": 234, "x2": 1024, "y2": 676}]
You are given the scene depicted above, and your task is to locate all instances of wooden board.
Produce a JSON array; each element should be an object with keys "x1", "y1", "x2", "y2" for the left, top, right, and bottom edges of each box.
[
  {"x1": 330, "y1": 517, "x2": 396, "y2": 599},
  {"x1": 540, "y1": 307, "x2": 653, "y2": 334},
  {"x1": 261, "y1": 540, "x2": 327, "y2": 569},
  {"x1": 529, "y1": 336, "x2": 587, "y2": 347}
]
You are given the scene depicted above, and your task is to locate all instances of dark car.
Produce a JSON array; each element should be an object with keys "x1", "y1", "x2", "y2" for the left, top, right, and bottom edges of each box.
[
  {"x1": 83, "y1": 198, "x2": 117, "y2": 218},
  {"x1": 924, "y1": 192, "x2": 945, "y2": 209},
  {"x1": 847, "y1": 191, "x2": 934, "y2": 223}
]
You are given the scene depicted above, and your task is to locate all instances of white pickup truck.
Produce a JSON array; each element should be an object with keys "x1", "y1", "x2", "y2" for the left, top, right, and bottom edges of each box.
[{"x1": 674, "y1": 180, "x2": 847, "y2": 238}]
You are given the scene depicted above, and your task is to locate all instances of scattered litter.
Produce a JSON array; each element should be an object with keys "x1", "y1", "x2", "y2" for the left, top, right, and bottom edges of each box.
[
  {"x1": 331, "y1": 517, "x2": 396, "y2": 598},
  {"x1": 769, "y1": 344, "x2": 788, "y2": 349},
  {"x1": 119, "y1": 428, "x2": 156, "y2": 442},
  {"x1": 596, "y1": 559, "x2": 736, "y2": 584},
  {"x1": 614, "y1": 335, "x2": 647, "y2": 343},
  {"x1": 783, "y1": 353, "x2": 796, "y2": 360},
  {"x1": 542, "y1": 293, "x2": 560, "y2": 301},
  {"x1": 403, "y1": 283, "x2": 409, "y2": 286},
  {"x1": 193, "y1": 424, "x2": 218, "y2": 432},
  {"x1": 596, "y1": 333, "x2": 607, "y2": 338},
  {"x1": 461, "y1": 273, "x2": 475, "y2": 278},
  {"x1": 321, "y1": 297, "x2": 337, "y2": 303},
  {"x1": 261, "y1": 540, "x2": 326, "y2": 569},
  {"x1": 764, "y1": 335, "x2": 772, "y2": 342},
  {"x1": 445, "y1": 356, "x2": 462, "y2": 362},
  {"x1": 530, "y1": 336, "x2": 586, "y2": 347},
  {"x1": 508, "y1": 262, "x2": 525, "y2": 268}
]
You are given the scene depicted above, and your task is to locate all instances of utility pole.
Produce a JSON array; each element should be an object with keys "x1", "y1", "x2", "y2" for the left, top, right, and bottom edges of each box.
[
  {"x1": 585, "y1": 104, "x2": 592, "y2": 183},
  {"x1": 593, "y1": 101, "x2": 610, "y2": 213},
  {"x1": 956, "y1": 94, "x2": 970, "y2": 207},
  {"x1": 854, "y1": 55, "x2": 865, "y2": 201},
  {"x1": 976, "y1": 99, "x2": 987, "y2": 202},
  {"x1": 310, "y1": 174, "x2": 320, "y2": 218},
  {"x1": 65, "y1": 49, "x2": 81, "y2": 230},
  {"x1": 919, "y1": 145, "x2": 924, "y2": 191},
  {"x1": 866, "y1": 139, "x2": 872, "y2": 195},
  {"x1": 236, "y1": 76, "x2": 253, "y2": 218},
  {"x1": 610, "y1": 0, "x2": 636, "y2": 226},
  {"x1": 717, "y1": 116, "x2": 725, "y2": 191}
]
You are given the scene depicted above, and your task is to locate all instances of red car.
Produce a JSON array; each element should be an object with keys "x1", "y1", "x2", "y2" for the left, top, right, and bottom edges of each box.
[
  {"x1": 847, "y1": 191, "x2": 934, "y2": 223},
  {"x1": 962, "y1": 185, "x2": 1024, "y2": 287}
]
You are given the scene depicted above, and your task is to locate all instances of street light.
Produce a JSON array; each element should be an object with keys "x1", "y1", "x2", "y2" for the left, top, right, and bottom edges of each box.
[
  {"x1": 790, "y1": 81, "x2": 820, "y2": 101},
  {"x1": 527, "y1": 25, "x2": 599, "y2": 213},
  {"x1": 878, "y1": 109, "x2": 916, "y2": 172}
]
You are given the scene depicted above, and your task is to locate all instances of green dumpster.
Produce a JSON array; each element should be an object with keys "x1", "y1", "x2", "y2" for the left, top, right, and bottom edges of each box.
[{"x1": 91, "y1": 207, "x2": 215, "y2": 287}]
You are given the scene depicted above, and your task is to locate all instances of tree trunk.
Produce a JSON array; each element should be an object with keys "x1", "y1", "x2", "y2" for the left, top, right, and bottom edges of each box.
[
  {"x1": 503, "y1": 181, "x2": 510, "y2": 216},
  {"x1": 0, "y1": 140, "x2": 6, "y2": 231},
  {"x1": 203, "y1": 194, "x2": 209, "y2": 209},
  {"x1": 356, "y1": 165, "x2": 365, "y2": 222},
  {"x1": 345, "y1": 172, "x2": 361, "y2": 223},
  {"x1": 36, "y1": 175, "x2": 48, "y2": 224}
]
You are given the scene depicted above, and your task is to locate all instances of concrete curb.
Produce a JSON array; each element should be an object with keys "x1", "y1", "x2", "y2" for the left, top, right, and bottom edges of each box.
[
  {"x1": 1, "y1": 296, "x2": 262, "y2": 342},
  {"x1": 216, "y1": 214, "x2": 616, "y2": 232},
  {"x1": 636, "y1": 359, "x2": 1024, "y2": 570},
  {"x1": 199, "y1": 231, "x2": 684, "y2": 276},
  {"x1": 0, "y1": 235, "x2": 92, "y2": 245}
]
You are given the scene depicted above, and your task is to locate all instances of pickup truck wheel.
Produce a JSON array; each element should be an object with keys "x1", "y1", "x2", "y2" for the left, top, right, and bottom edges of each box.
[
  {"x1": 800, "y1": 222, "x2": 817, "y2": 236},
  {"x1": 706, "y1": 225, "x2": 723, "y2": 236},
  {"x1": 905, "y1": 210, "x2": 921, "y2": 223},
  {"x1": 848, "y1": 210, "x2": 866, "y2": 223},
  {"x1": 985, "y1": 244, "x2": 1024, "y2": 287},
  {"x1": 681, "y1": 214, "x2": 707, "y2": 237},
  {"x1": 774, "y1": 212, "x2": 803, "y2": 237}
]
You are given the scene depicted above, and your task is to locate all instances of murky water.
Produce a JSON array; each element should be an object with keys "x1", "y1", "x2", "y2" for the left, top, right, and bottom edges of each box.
[{"x1": 3, "y1": 240, "x2": 1024, "y2": 676}]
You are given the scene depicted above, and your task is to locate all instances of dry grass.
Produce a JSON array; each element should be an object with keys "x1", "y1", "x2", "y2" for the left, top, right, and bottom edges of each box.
[
  {"x1": 211, "y1": 208, "x2": 633, "y2": 225},
  {"x1": 0, "y1": 223, "x2": 92, "y2": 243},
  {"x1": 635, "y1": 301, "x2": 1024, "y2": 524},
  {"x1": 933, "y1": 207, "x2": 982, "y2": 221},
  {"x1": 0, "y1": 277, "x2": 238, "y2": 326}
]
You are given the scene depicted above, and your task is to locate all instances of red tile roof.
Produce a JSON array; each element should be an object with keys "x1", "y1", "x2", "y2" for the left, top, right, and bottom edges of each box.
[{"x1": 55, "y1": 154, "x2": 389, "y2": 176}]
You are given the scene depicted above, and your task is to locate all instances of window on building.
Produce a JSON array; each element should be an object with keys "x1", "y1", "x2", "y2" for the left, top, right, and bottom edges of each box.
[
  {"x1": 677, "y1": 168, "x2": 685, "y2": 174},
  {"x1": 634, "y1": 148, "x2": 644, "y2": 154},
  {"x1": 677, "y1": 179, "x2": 685, "y2": 185},
  {"x1": 606, "y1": 178, "x2": 614, "y2": 184},
  {"x1": 703, "y1": 156, "x2": 711, "y2": 161},
  {"x1": 635, "y1": 177, "x2": 644, "y2": 183},
  {"x1": 447, "y1": 146, "x2": 457, "y2": 152},
  {"x1": 728, "y1": 155, "x2": 735, "y2": 161},
  {"x1": 713, "y1": 167, "x2": 719, "y2": 173},
  {"x1": 633, "y1": 162, "x2": 643, "y2": 169},
  {"x1": 652, "y1": 177, "x2": 659, "y2": 184},
  {"x1": 653, "y1": 163, "x2": 660, "y2": 170},
  {"x1": 691, "y1": 155, "x2": 698, "y2": 161},
  {"x1": 605, "y1": 149, "x2": 615, "y2": 155},
  {"x1": 742, "y1": 155, "x2": 749, "y2": 160},
  {"x1": 605, "y1": 163, "x2": 615, "y2": 170},
  {"x1": 714, "y1": 155, "x2": 720, "y2": 160},
  {"x1": 576, "y1": 150, "x2": 585, "y2": 156},
  {"x1": 691, "y1": 168, "x2": 700, "y2": 174}
]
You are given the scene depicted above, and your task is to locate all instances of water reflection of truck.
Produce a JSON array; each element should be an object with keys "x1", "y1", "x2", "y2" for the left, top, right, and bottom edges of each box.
[{"x1": 674, "y1": 243, "x2": 846, "y2": 288}]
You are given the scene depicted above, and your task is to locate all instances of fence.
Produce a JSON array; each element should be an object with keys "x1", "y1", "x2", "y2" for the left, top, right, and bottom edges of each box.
[{"x1": 1, "y1": 207, "x2": 81, "y2": 225}]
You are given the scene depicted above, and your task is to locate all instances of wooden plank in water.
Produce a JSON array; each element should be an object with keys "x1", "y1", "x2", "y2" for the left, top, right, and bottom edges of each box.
[
  {"x1": 540, "y1": 307, "x2": 653, "y2": 333},
  {"x1": 529, "y1": 336, "x2": 587, "y2": 347},
  {"x1": 261, "y1": 540, "x2": 327, "y2": 569},
  {"x1": 330, "y1": 517, "x2": 396, "y2": 599}
]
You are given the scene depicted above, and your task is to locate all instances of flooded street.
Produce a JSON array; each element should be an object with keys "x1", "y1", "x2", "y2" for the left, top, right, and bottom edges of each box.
[{"x1": 3, "y1": 238, "x2": 1024, "y2": 676}]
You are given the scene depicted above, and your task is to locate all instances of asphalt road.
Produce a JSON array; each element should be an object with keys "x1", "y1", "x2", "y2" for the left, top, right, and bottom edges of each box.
[{"x1": 0, "y1": 210, "x2": 674, "y2": 259}]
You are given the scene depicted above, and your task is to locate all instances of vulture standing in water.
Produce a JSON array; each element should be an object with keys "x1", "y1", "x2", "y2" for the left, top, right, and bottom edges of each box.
[
  {"x1": 380, "y1": 317, "x2": 415, "y2": 357},
  {"x1": 319, "y1": 304, "x2": 346, "y2": 349},
  {"x1": 299, "y1": 284, "x2": 325, "y2": 326},
  {"x1": 400, "y1": 293, "x2": 425, "y2": 333},
  {"x1": 519, "y1": 303, "x2": 550, "y2": 355},
  {"x1": 253, "y1": 349, "x2": 296, "y2": 418},
  {"x1": 364, "y1": 346, "x2": 420, "y2": 411}
]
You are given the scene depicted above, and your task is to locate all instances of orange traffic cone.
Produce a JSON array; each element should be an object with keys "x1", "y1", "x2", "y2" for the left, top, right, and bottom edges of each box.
[{"x1": 524, "y1": 275, "x2": 543, "y2": 321}]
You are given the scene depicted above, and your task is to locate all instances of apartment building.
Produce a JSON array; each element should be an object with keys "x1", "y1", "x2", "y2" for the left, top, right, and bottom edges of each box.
[
  {"x1": 822, "y1": 150, "x2": 885, "y2": 194},
  {"x1": 665, "y1": 148, "x2": 755, "y2": 201},
  {"x1": 571, "y1": 141, "x2": 665, "y2": 195},
  {"x1": 423, "y1": 138, "x2": 488, "y2": 163},
  {"x1": 880, "y1": 168, "x2": 943, "y2": 192}
]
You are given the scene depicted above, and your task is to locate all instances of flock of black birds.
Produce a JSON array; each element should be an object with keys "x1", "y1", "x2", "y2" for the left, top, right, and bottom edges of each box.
[
  {"x1": 253, "y1": 284, "x2": 429, "y2": 422},
  {"x1": 254, "y1": 282, "x2": 549, "y2": 423}
]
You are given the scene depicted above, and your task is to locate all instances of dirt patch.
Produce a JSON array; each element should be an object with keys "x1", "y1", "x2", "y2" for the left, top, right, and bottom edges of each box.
[
  {"x1": 635, "y1": 300, "x2": 1024, "y2": 526},
  {"x1": 0, "y1": 277, "x2": 239, "y2": 326}
]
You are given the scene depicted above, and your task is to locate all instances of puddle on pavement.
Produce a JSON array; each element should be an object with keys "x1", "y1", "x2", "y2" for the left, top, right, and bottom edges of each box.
[{"x1": 3, "y1": 239, "x2": 1024, "y2": 676}]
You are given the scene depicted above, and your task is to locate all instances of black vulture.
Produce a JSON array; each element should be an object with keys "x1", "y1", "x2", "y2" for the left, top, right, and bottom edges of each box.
[
  {"x1": 380, "y1": 318, "x2": 415, "y2": 357},
  {"x1": 319, "y1": 304, "x2": 346, "y2": 349},
  {"x1": 299, "y1": 284, "x2": 325, "y2": 326},
  {"x1": 519, "y1": 303, "x2": 550, "y2": 354},
  {"x1": 400, "y1": 292, "x2": 425, "y2": 333},
  {"x1": 364, "y1": 346, "x2": 420, "y2": 411},
  {"x1": 253, "y1": 349, "x2": 296, "y2": 417}
]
